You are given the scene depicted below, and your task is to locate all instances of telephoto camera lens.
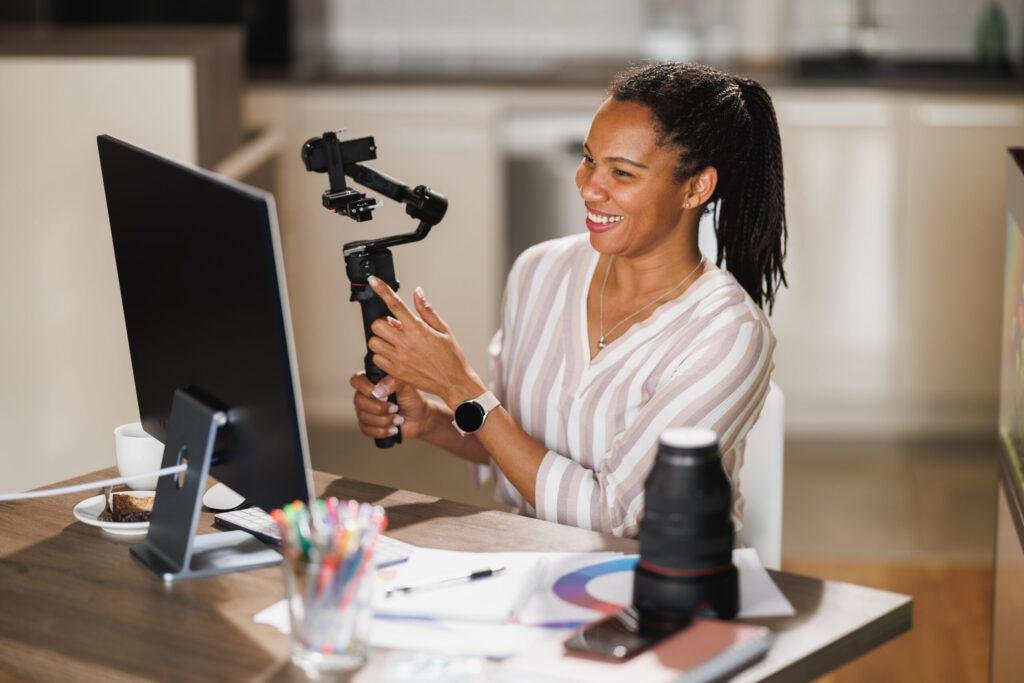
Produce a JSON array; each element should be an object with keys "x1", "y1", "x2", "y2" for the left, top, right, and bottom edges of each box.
[{"x1": 632, "y1": 427, "x2": 738, "y2": 632}]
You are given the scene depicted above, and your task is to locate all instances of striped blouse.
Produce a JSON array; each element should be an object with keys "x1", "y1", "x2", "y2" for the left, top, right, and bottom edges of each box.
[{"x1": 485, "y1": 234, "x2": 775, "y2": 538}]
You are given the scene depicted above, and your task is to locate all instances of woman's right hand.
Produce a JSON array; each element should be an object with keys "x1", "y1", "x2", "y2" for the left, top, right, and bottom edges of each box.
[{"x1": 350, "y1": 371, "x2": 434, "y2": 441}]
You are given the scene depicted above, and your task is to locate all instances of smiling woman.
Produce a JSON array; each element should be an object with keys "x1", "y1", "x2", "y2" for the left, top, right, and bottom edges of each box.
[{"x1": 351, "y1": 62, "x2": 788, "y2": 538}]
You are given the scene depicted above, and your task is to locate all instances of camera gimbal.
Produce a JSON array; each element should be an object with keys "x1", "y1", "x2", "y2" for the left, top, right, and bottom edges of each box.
[{"x1": 302, "y1": 131, "x2": 448, "y2": 448}]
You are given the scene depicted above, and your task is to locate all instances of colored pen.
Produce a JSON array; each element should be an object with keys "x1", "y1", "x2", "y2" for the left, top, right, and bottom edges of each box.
[{"x1": 385, "y1": 565, "x2": 507, "y2": 598}]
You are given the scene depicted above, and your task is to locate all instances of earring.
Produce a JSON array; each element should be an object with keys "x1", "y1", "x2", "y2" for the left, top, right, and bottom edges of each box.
[{"x1": 683, "y1": 202, "x2": 691, "y2": 209}]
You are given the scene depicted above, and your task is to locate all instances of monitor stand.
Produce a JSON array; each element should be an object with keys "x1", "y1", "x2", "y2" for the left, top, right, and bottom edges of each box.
[{"x1": 130, "y1": 389, "x2": 283, "y2": 582}]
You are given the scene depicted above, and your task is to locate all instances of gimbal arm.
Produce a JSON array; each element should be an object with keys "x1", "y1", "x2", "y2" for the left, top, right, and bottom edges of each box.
[{"x1": 341, "y1": 163, "x2": 446, "y2": 252}]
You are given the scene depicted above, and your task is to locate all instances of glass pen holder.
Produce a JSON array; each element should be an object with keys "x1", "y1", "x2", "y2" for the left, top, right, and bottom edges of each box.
[{"x1": 282, "y1": 554, "x2": 375, "y2": 674}]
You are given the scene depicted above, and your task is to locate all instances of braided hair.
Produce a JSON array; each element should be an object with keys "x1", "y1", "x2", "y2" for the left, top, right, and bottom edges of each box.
[{"x1": 608, "y1": 62, "x2": 788, "y2": 312}]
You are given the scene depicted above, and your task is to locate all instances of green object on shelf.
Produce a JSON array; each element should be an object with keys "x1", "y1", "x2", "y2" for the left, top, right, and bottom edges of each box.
[{"x1": 975, "y1": 0, "x2": 1009, "y2": 65}]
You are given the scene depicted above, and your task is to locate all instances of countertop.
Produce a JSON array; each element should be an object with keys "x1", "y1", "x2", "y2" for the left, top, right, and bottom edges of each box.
[{"x1": 255, "y1": 56, "x2": 1024, "y2": 94}]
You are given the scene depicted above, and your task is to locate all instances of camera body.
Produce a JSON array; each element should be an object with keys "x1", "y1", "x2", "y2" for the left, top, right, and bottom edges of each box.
[{"x1": 301, "y1": 132, "x2": 379, "y2": 221}]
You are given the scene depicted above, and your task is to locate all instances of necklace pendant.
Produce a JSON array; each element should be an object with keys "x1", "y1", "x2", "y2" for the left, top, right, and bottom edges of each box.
[{"x1": 598, "y1": 336, "x2": 606, "y2": 350}]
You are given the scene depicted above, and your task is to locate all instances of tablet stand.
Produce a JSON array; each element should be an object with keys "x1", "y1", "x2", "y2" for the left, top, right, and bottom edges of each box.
[{"x1": 130, "y1": 389, "x2": 282, "y2": 582}]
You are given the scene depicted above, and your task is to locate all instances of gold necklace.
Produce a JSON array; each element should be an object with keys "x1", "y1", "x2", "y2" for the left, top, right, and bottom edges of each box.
[{"x1": 597, "y1": 255, "x2": 705, "y2": 351}]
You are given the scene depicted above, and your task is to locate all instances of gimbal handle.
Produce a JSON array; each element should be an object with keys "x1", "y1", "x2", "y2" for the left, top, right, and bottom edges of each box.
[
  {"x1": 342, "y1": 198, "x2": 446, "y2": 448},
  {"x1": 345, "y1": 247, "x2": 402, "y2": 448}
]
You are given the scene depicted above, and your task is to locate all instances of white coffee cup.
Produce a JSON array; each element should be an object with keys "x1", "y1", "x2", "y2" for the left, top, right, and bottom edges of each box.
[{"x1": 114, "y1": 422, "x2": 165, "y2": 490}]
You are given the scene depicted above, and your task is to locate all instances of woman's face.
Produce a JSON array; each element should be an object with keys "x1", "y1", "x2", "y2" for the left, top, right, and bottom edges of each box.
[{"x1": 576, "y1": 98, "x2": 689, "y2": 258}]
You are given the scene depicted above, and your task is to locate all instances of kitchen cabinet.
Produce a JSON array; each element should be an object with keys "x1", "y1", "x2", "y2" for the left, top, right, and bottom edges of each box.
[
  {"x1": 772, "y1": 89, "x2": 1024, "y2": 436},
  {"x1": 897, "y1": 95, "x2": 1024, "y2": 432},
  {"x1": 772, "y1": 92, "x2": 901, "y2": 434},
  {"x1": 0, "y1": 28, "x2": 249, "y2": 491}
]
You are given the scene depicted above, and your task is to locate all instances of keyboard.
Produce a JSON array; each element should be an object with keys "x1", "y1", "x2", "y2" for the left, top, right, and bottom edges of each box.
[{"x1": 213, "y1": 506, "x2": 415, "y2": 568}]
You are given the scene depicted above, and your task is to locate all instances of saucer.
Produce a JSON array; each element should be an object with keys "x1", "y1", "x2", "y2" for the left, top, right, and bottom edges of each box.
[{"x1": 73, "y1": 492, "x2": 154, "y2": 537}]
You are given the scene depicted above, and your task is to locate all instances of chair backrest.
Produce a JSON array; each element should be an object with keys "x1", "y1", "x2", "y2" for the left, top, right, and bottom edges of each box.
[{"x1": 737, "y1": 381, "x2": 784, "y2": 570}]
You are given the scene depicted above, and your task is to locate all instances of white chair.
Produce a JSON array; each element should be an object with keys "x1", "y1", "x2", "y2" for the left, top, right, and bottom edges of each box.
[{"x1": 737, "y1": 381, "x2": 785, "y2": 570}]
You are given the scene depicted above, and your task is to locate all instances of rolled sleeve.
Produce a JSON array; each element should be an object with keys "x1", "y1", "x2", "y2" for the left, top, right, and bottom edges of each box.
[{"x1": 533, "y1": 450, "x2": 574, "y2": 524}]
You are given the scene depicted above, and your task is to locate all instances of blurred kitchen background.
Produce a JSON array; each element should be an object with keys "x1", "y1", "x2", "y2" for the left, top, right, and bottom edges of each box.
[{"x1": 3, "y1": 1, "x2": 1023, "y2": 679}]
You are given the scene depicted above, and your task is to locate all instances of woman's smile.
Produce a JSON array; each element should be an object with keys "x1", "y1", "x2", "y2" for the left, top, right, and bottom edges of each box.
[{"x1": 585, "y1": 207, "x2": 625, "y2": 233}]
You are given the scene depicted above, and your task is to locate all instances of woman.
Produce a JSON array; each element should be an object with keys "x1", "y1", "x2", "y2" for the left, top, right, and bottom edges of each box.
[{"x1": 350, "y1": 62, "x2": 786, "y2": 538}]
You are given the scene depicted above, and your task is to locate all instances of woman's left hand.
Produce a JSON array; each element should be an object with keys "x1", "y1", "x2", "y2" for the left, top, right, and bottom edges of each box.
[{"x1": 365, "y1": 276, "x2": 485, "y2": 408}]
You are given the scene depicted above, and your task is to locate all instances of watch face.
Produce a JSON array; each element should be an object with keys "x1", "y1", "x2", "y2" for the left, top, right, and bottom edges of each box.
[{"x1": 455, "y1": 401, "x2": 486, "y2": 433}]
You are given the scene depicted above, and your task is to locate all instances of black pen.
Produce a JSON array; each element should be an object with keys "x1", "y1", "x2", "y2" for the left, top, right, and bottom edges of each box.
[{"x1": 385, "y1": 565, "x2": 507, "y2": 598}]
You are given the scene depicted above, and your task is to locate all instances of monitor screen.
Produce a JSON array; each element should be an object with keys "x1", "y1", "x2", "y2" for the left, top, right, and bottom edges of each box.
[
  {"x1": 97, "y1": 135, "x2": 313, "y2": 511},
  {"x1": 999, "y1": 149, "x2": 1024, "y2": 517}
]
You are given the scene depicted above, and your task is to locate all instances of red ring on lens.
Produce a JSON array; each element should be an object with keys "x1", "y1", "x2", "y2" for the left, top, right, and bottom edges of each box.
[{"x1": 636, "y1": 560, "x2": 733, "y2": 578}]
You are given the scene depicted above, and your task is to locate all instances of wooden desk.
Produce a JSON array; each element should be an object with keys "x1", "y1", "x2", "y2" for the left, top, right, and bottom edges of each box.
[{"x1": 0, "y1": 469, "x2": 911, "y2": 681}]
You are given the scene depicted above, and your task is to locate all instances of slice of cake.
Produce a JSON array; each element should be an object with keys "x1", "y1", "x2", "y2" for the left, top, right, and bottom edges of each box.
[{"x1": 110, "y1": 491, "x2": 154, "y2": 523}]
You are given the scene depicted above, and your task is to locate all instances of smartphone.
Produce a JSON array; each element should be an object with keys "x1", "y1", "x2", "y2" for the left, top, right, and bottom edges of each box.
[{"x1": 563, "y1": 607, "x2": 675, "y2": 660}]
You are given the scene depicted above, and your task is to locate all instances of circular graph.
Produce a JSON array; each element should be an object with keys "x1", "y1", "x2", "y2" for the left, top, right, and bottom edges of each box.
[{"x1": 547, "y1": 556, "x2": 638, "y2": 623}]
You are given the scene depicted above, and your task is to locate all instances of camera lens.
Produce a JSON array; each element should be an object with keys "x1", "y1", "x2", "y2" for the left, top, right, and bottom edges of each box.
[{"x1": 632, "y1": 427, "x2": 738, "y2": 630}]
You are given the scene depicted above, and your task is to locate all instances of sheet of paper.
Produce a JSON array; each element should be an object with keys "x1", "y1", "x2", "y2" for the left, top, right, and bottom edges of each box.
[
  {"x1": 253, "y1": 547, "x2": 793, "y2": 659},
  {"x1": 733, "y1": 547, "x2": 796, "y2": 618},
  {"x1": 373, "y1": 548, "x2": 559, "y2": 622},
  {"x1": 370, "y1": 617, "x2": 562, "y2": 659},
  {"x1": 253, "y1": 593, "x2": 565, "y2": 658},
  {"x1": 516, "y1": 547, "x2": 794, "y2": 628}
]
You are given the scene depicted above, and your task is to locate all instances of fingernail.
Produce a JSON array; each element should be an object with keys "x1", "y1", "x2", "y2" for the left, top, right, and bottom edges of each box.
[
  {"x1": 393, "y1": 415, "x2": 405, "y2": 426},
  {"x1": 372, "y1": 385, "x2": 387, "y2": 400},
  {"x1": 387, "y1": 403, "x2": 399, "y2": 414},
  {"x1": 387, "y1": 316, "x2": 403, "y2": 329},
  {"x1": 368, "y1": 275, "x2": 380, "y2": 287},
  {"x1": 387, "y1": 426, "x2": 398, "y2": 436},
  {"x1": 414, "y1": 286, "x2": 425, "y2": 299}
]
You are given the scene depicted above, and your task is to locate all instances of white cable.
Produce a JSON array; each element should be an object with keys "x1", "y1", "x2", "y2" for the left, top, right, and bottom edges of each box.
[{"x1": 0, "y1": 464, "x2": 188, "y2": 502}]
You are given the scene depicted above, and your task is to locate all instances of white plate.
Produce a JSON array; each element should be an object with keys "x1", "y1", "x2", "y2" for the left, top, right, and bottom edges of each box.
[{"x1": 73, "y1": 492, "x2": 154, "y2": 536}]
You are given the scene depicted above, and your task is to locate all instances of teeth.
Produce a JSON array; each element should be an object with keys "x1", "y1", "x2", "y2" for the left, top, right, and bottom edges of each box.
[{"x1": 587, "y1": 211, "x2": 624, "y2": 225}]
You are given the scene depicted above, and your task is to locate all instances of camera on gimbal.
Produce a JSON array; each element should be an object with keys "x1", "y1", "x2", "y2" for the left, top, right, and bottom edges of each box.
[{"x1": 301, "y1": 132, "x2": 380, "y2": 221}]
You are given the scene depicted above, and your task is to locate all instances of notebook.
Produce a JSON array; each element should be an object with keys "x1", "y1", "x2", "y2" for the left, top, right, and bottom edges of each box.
[
  {"x1": 373, "y1": 547, "x2": 554, "y2": 622},
  {"x1": 499, "y1": 618, "x2": 772, "y2": 683}
]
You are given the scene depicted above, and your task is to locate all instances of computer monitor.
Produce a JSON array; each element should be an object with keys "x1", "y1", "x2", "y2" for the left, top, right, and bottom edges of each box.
[
  {"x1": 97, "y1": 134, "x2": 314, "y2": 580},
  {"x1": 999, "y1": 148, "x2": 1024, "y2": 531}
]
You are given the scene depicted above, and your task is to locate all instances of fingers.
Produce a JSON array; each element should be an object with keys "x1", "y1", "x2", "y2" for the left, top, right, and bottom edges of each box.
[
  {"x1": 369, "y1": 316, "x2": 403, "y2": 344},
  {"x1": 349, "y1": 372, "x2": 378, "y2": 399},
  {"x1": 366, "y1": 334, "x2": 397, "y2": 360},
  {"x1": 413, "y1": 286, "x2": 450, "y2": 333},
  {"x1": 367, "y1": 276, "x2": 414, "y2": 323},
  {"x1": 350, "y1": 370, "x2": 399, "y2": 402},
  {"x1": 361, "y1": 424, "x2": 400, "y2": 439},
  {"x1": 355, "y1": 398, "x2": 402, "y2": 434},
  {"x1": 354, "y1": 392, "x2": 398, "y2": 416},
  {"x1": 352, "y1": 374, "x2": 403, "y2": 439},
  {"x1": 370, "y1": 373, "x2": 401, "y2": 400},
  {"x1": 357, "y1": 406, "x2": 398, "y2": 429}
]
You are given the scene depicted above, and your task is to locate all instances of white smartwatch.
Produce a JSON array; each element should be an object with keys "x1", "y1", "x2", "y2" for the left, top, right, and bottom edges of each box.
[{"x1": 452, "y1": 391, "x2": 500, "y2": 436}]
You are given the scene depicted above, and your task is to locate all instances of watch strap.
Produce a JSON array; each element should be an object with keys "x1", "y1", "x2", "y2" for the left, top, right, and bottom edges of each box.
[{"x1": 474, "y1": 390, "x2": 500, "y2": 414}]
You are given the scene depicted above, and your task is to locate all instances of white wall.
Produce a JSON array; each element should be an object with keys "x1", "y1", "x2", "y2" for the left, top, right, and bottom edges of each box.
[{"x1": 0, "y1": 56, "x2": 197, "y2": 491}]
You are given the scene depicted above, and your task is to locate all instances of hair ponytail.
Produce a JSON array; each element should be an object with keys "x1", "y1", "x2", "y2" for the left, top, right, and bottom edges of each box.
[
  {"x1": 717, "y1": 77, "x2": 787, "y2": 312},
  {"x1": 608, "y1": 64, "x2": 788, "y2": 312}
]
